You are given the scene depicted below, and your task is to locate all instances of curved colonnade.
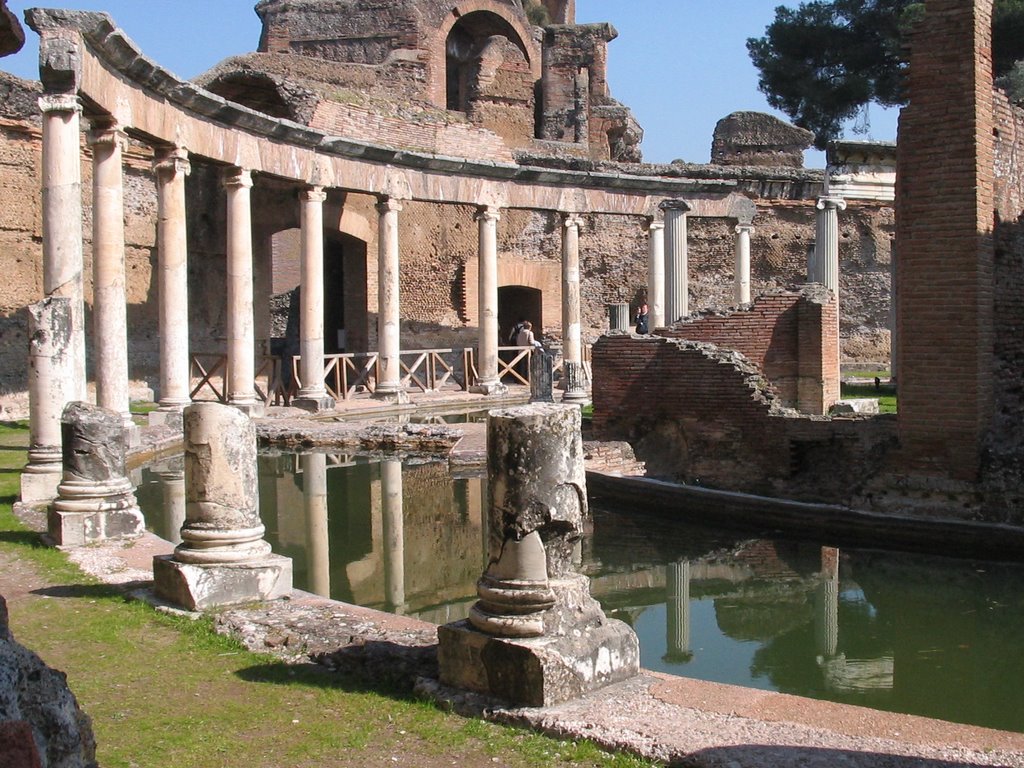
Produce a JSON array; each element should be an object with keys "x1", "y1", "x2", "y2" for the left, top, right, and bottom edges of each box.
[{"x1": 22, "y1": 8, "x2": 758, "y2": 499}]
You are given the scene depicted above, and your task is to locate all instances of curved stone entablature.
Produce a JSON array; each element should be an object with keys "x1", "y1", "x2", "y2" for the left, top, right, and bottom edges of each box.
[{"x1": 25, "y1": 8, "x2": 732, "y2": 216}]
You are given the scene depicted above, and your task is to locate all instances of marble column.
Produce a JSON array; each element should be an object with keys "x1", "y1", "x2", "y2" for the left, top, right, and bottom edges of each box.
[
  {"x1": 302, "y1": 452, "x2": 330, "y2": 598},
  {"x1": 664, "y1": 560, "x2": 693, "y2": 662},
  {"x1": 439, "y1": 404, "x2": 639, "y2": 707},
  {"x1": 814, "y1": 195, "x2": 846, "y2": 292},
  {"x1": 20, "y1": 297, "x2": 73, "y2": 502},
  {"x1": 223, "y1": 167, "x2": 262, "y2": 416},
  {"x1": 608, "y1": 303, "x2": 630, "y2": 331},
  {"x1": 294, "y1": 186, "x2": 334, "y2": 412},
  {"x1": 381, "y1": 458, "x2": 406, "y2": 613},
  {"x1": 153, "y1": 402, "x2": 292, "y2": 610},
  {"x1": 156, "y1": 466, "x2": 186, "y2": 545},
  {"x1": 646, "y1": 218, "x2": 665, "y2": 330},
  {"x1": 88, "y1": 122, "x2": 133, "y2": 435},
  {"x1": 561, "y1": 213, "x2": 589, "y2": 404},
  {"x1": 49, "y1": 402, "x2": 144, "y2": 547},
  {"x1": 661, "y1": 200, "x2": 691, "y2": 323},
  {"x1": 152, "y1": 146, "x2": 192, "y2": 423},
  {"x1": 734, "y1": 223, "x2": 754, "y2": 306},
  {"x1": 374, "y1": 197, "x2": 408, "y2": 402},
  {"x1": 39, "y1": 94, "x2": 86, "y2": 402},
  {"x1": 471, "y1": 205, "x2": 506, "y2": 395}
]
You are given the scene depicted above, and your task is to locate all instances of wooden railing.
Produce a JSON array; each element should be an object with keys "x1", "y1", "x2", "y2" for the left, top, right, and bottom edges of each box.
[{"x1": 190, "y1": 343, "x2": 592, "y2": 405}]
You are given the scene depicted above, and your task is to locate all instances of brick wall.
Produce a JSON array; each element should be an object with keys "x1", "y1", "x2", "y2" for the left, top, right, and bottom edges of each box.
[
  {"x1": 895, "y1": 0, "x2": 995, "y2": 481},
  {"x1": 590, "y1": 334, "x2": 896, "y2": 499},
  {"x1": 659, "y1": 286, "x2": 838, "y2": 413}
]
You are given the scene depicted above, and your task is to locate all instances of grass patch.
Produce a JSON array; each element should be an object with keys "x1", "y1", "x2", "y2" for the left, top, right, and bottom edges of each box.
[
  {"x1": 841, "y1": 382, "x2": 897, "y2": 414},
  {"x1": 0, "y1": 419, "x2": 655, "y2": 768}
]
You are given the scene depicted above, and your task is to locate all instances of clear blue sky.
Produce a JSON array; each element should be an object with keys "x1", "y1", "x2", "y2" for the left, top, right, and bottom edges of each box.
[{"x1": 1, "y1": 0, "x2": 899, "y2": 167}]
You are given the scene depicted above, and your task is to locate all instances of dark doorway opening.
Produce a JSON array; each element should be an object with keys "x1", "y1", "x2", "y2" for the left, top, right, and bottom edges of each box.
[
  {"x1": 325, "y1": 232, "x2": 369, "y2": 354},
  {"x1": 499, "y1": 285, "x2": 543, "y2": 344}
]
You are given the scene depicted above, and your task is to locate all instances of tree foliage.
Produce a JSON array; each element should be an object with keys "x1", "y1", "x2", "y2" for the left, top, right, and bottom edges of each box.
[{"x1": 748, "y1": 0, "x2": 1024, "y2": 149}]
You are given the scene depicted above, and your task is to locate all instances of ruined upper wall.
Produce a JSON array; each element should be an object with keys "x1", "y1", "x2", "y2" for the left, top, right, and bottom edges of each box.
[
  {"x1": 711, "y1": 111, "x2": 814, "y2": 168},
  {"x1": 0, "y1": 0, "x2": 24, "y2": 57}
]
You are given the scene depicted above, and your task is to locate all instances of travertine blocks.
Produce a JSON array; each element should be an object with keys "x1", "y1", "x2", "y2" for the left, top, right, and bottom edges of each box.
[
  {"x1": 438, "y1": 403, "x2": 639, "y2": 707},
  {"x1": 153, "y1": 402, "x2": 292, "y2": 610}
]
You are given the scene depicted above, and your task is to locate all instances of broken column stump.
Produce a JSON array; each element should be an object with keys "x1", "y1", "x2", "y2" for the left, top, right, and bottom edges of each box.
[
  {"x1": 438, "y1": 403, "x2": 639, "y2": 707},
  {"x1": 48, "y1": 401, "x2": 144, "y2": 546},
  {"x1": 153, "y1": 402, "x2": 292, "y2": 611}
]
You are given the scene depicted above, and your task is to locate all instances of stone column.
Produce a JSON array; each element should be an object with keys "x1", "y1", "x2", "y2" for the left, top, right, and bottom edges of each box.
[
  {"x1": 223, "y1": 167, "x2": 262, "y2": 416},
  {"x1": 814, "y1": 195, "x2": 846, "y2": 293},
  {"x1": 88, "y1": 122, "x2": 133, "y2": 435},
  {"x1": 664, "y1": 560, "x2": 693, "y2": 662},
  {"x1": 646, "y1": 218, "x2": 665, "y2": 330},
  {"x1": 153, "y1": 402, "x2": 292, "y2": 610},
  {"x1": 294, "y1": 186, "x2": 334, "y2": 412},
  {"x1": 152, "y1": 146, "x2": 192, "y2": 423},
  {"x1": 156, "y1": 465, "x2": 186, "y2": 545},
  {"x1": 734, "y1": 223, "x2": 754, "y2": 306},
  {"x1": 661, "y1": 200, "x2": 691, "y2": 323},
  {"x1": 471, "y1": 205, "x2": 507, "y2": 395},
  {"x1": 301, "y1": 452, "x2": 330, "y2": 598},
  {"x1": 561, "y1": 213, "x2": 589, "y2": 404},
  {"x1": 20, "y1": 298, "x2": 73, "y2": 502},
  {"x1": 49, "y1": 402, "x2": 144, "y2": 547},
  {"x1": 39, "y1": 94, "x2": 86, "y2": 401},
  {"x1": 374, "y1": 197, "x2": 408, "y2": 402},
  {"x1": 814, "y1": 195, "x2": 846, "y2": 379},
  {"x1": 381, "y1": 458, "x2": 406, "y2": 613},
  {"x1": 438, "y1": 403, "x2": 639, "y2": 707}
]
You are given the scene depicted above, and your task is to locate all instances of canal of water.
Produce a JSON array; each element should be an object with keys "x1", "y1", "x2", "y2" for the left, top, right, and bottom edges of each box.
[{"x1": 136, "y1": 452, "x2": 1024, "y2": 734}]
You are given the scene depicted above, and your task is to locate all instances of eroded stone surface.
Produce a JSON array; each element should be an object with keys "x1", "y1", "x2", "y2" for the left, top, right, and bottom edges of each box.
[{"x1": 0, "y1": 595, "x2": 97, "y2": 768}]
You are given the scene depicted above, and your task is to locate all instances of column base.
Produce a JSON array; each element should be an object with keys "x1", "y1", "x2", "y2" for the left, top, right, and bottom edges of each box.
[
  {"x1": 437, "y1": 616, "x2": 639, "y2": 708},
  {"x1": 48, "y1": 504, "x2": 145, "y2": 548},
  {"x1": 19, "y1": 468, "x2": 62, "y2": 503},
  {"x1": 292, "y1": 392, "x2": 336, "y2": 413},
  {"x1": 470, "y1": 380, "x2": 508, "y2": 396},
  {"x1": 152, "y1": 553, "x2": 293, "y2": 611},
  {"x1": 561, "y1": 390, "x2": 591, "y2": 406},
  {"x1": 149, "y1": 407, "x2": 185, "y2": 428},
  {"x1": 372, "y1": 388, "x2": 409, "y2": 404},
  {"x1": 228, "y1": 399, "x2": 265, "y2": 418}
]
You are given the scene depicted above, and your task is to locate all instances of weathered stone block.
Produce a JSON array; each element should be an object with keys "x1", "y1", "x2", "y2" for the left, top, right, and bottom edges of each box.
[{"x1": 152, "y1": 554, "x2": 294, "y2": 611}]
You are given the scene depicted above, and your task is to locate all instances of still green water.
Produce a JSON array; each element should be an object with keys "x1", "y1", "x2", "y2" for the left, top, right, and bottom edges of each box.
[{"x1": 137, "y1": 453, "x2": 1024, "y2": 734}]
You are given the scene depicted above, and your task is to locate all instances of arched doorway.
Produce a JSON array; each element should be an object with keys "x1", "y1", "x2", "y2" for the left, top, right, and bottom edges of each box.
[
  {"x1": 325, "y1": 231, "x2": 368, "y2": 354},
  {"x1": 499, "y1": 285, "x2": 543, "y2": 344}
]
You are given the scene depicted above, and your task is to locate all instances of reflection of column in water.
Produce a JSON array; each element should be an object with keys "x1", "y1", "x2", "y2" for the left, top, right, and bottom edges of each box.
[
  {"x1": 815, "y1": 546, "x2": 840, "y2": 660},
  {"x1": 478, "y1": 475, "x2": 489, "y2": 571},
  {"x1": 302, "y1": 452, "x2": 330, "y2": 598},
  {"x1": 381, "y1": 459, "x2": 406, "y2": 613},
  {"x1": 664, "y1": 560, "x2": 693, "y2": 663},
  {"x1": 157, "y1": 469, "x2": 185, "y2": 545}
]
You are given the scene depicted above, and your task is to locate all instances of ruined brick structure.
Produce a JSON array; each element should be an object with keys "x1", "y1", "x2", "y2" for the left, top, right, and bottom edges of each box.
[{"x1": 0, "y1": 1, "x2": 896, "y2": 420}]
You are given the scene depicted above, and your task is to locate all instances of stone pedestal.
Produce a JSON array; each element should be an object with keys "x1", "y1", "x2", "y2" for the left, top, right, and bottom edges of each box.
[
  {"x1": 153, "y1": 402, "x2": 291, "y2": 611},
  {"x1": 49, "y1": 402, "x2": 144, "y2": 547},
  {"x1": 438, "y1": 404, "x2": 638, "y2": 707}
]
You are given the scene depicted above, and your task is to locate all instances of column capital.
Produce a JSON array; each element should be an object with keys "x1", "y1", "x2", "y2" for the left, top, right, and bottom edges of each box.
[
  {"x1": 38, "y1": 93, "x2": 81, "y2": 115},
  {"x1": 475, "y1": 205, "x2": 501, "y2": 223},
  {"x1": 86, "y1": 122, "x2": 128, "y2": 152},
  {"x1": 645, "y1": 217, "x2": 665, "y2": 233},
  {"x1": 735, "y1": 223, "x2": 755, "y2": 235},
  {"x1": 301, "y1": 185, "x2": 327, "y2": 204},
  {"x1": 659, "y1": 199, "x2": 692, "y2": 214},
  {"x1": 816, "y1": 195, "x2": 847, "y2": 212},
  {"x1": 223, "y1": 167, "x2": 254, "y2": 190},
  {"x1": 562, "y1": 212, "x2": 584, "y2": 229},
  {"x1": 153, "y1": 146, "x2": 191, "y2": 178},
  {"x1": 376, "y1": 196, "x2": 403, "y2": 215}
]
